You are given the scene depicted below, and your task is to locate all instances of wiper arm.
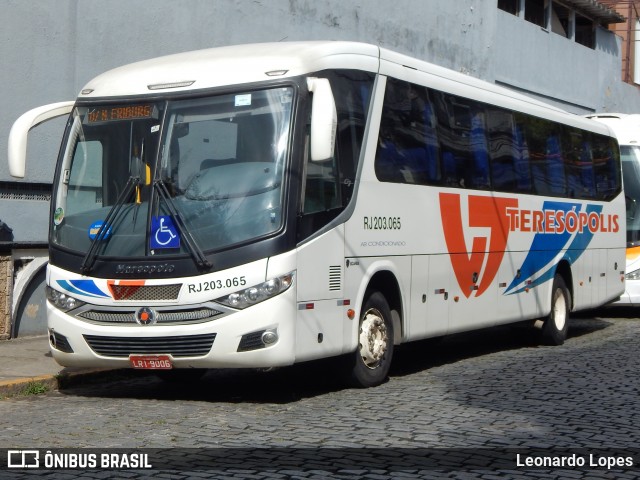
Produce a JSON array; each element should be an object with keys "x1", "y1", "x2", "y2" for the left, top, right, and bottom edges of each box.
[
  {"x1": 81, "y1": 176, "x2": 139, "y2": 275},
  {"x1": 154, "y1": 179, "x2": 212, "y2": 270}
]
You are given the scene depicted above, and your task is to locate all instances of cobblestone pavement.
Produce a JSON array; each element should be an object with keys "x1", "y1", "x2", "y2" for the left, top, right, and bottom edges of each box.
[{"x1": 0, "y1": 309, "x2": 639, "y2": 479}]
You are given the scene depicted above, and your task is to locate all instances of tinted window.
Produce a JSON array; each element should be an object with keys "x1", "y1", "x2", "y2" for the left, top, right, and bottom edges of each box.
[
  {"x1": 374, "y1": 76, "x2": 621, "y2": 201},
  {"x1": 298, "y1": 69, "x2": 375, "y2": 241}
]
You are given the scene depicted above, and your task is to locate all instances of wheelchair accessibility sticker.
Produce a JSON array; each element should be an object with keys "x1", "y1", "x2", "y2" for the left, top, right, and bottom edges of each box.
[{"x1": 150, "y1": 216, "x2": 180, "y2": 249}]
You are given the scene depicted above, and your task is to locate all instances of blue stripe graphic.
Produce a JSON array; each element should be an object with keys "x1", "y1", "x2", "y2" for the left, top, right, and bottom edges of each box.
[
  {"x1": 505, "y1": 202, "x2": 601, "y2": 295},
  {"x1": 57, "y1": 279, "x2": 110, "y2": 298}
]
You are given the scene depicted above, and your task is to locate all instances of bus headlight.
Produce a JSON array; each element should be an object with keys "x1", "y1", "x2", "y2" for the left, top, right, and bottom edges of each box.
[
  {"x1": 45, "y1": 286, "x2": 85, "y2": 312},
  {"x1": 626, "y1": 269, "x2": 640, "y2": 281},
  {"x1": 215, "y1": 272, "x2": 295, "y2": 309}
]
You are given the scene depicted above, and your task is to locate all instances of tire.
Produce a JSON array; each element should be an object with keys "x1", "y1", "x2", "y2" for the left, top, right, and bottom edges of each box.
[
  {"x1": 541, "y1": 275, "x2": 570, "y2": 346},
  {"x1": 346, "y1": 291, "x2": 394, "y2": 388}
]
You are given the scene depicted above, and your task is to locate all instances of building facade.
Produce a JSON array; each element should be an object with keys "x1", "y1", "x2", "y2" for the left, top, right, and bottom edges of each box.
[
  {"x1": 601, "y1": 1, "x2": 640, "y2": 85},
  {"x1": 1, "y1": 0, "x2": 639, "y2": 337}
]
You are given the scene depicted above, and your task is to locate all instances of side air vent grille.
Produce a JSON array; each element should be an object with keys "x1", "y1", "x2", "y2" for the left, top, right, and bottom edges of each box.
[
  {"x1": 83, "y1": 334, "x2": 216, "y2": 358},
  {"x1": 329, "y1": 265, "x2": 341, "y2": 291}
]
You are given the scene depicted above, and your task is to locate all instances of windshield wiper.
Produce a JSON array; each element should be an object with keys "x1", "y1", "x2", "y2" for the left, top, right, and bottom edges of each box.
[
  {"x1": 81, "y1": 175, "x2": 140, "y2": 275},
  {"x1": 154, "y1": 179, "x2": 212, "y2": 270}
]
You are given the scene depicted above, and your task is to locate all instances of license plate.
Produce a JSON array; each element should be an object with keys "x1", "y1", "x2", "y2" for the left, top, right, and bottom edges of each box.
[{"x1": 129, "y1": 354, "x2": 173, "y2": 370}]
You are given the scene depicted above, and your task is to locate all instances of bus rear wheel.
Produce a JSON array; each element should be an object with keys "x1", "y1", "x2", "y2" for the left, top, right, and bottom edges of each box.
[
  {"x1": 347, "y1": 291, "x2": 394, "y2": 388},
  {"x1": 541, "y1": 275, "x2": 570, "y2": 346}
]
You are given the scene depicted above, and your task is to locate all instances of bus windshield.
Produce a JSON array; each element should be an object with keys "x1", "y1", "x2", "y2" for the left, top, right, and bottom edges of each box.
[
  {"x1": 51, "y1": 87, "x2": 294, "y2": 259},
  {"x1": 622, "y1": 145, "x2": 640, "y2": 246}
]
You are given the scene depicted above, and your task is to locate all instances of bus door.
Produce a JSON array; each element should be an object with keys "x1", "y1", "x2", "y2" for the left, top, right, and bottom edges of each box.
[{"x1": 294, "y1": 149, "x2": 347, "y2": 362}]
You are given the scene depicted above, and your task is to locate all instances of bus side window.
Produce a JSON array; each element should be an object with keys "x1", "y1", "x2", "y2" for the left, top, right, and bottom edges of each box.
[
  {"x1": 374, "y1": 76, "x2": 405, "y2": 184},
  {"x1": 525, "y1": 116, "x2": 560, "y2": 196},
  {"x1": 303, "y1": 104, "x2": 340, "y2": 213},
  {"x1": 487, "y1": 107, "x2": 517, "y2": 192},
  {"x1": 441, "y1": 151, "x2": 457, "y2": 186},
  {"x1": 375, "y1": 115, "x2": 405, "y2": 184},
  {"x1": 469, "y1": 108, "x2": 490, "y2": 189},
  {"x1": 332, "y1": 70, "x2": 374, "y2": 199},
  {"x1": 67, "y1": 139, "x2": 103, "y2": 215},
  {"x1": 593, "y1": 135, "x2": 621, "y2": 200},
  {"x1": 433, "y1": 91, "x2": 466, "y2": 188},
  {"x1": 422, "y1": 99, "x2": 440, "y2": 183},
  {"x1": 299, "y1": 69, "x2": 374, "y2": 240},
  {"x1": 579, "y1": 143, "x2": 596, "y2": 199},
  {"x1": 403, "y1": 85, "x2": 441, "y2": 184},
  {"x1": 546, "y1": 135, "x2": 566, "y2": 196},
  {"x1": 375, "y1": 78, "x2": 431, "y2": 185},
  {"x1": 432, "y1": 92, "x2": 492, "y2": 190},
  {"x1": 564, "y1": 128, "x2": 595, "y2": 199},
  {"x1": 514, "y1": 124, "x2": 532, "y2": 191}
]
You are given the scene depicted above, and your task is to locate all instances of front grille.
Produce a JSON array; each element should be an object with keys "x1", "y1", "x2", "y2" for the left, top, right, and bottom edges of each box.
[
  {"x1": 78, "y1": 311, "x2": 134, "y2": 324},
  {"x1": 77, "y1": 307, "x2": 222, "y2": 325},
  {"x1": 109, "y1": 284, "x2": 182, "y2": 301},
  {"x1": 83, "y1": 334, "x2": 216, "y2": 358}
]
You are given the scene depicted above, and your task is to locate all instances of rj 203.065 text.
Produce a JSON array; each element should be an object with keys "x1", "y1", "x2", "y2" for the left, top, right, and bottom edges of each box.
[
  {"x1": 187, "y1": 276, "x2": 247, "y2": 293},
  {"x1": 363, "y1": 216, "x2": 401, "y2": 230}
]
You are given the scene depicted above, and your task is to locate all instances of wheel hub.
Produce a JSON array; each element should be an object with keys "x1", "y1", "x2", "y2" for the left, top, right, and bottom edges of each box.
[
  {"x1": 358, "y1": 309, "x2": 389, "y2": 368},
  {"x1": 553, "y1": 290, "x2": 567, "y2": 330}
]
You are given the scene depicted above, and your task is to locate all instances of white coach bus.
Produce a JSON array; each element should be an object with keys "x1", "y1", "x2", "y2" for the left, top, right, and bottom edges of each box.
[
  {"x1": 588, "y1": 113, "x2": 640, "y2": 306},
  {"x1": 8, "y1": 42, "x2": 625, "y2": 387}
]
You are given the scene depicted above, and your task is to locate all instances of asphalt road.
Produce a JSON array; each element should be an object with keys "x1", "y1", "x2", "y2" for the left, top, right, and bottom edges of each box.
[{"x1": 1, "y1": 308, "x2": 639, "y2": 479}]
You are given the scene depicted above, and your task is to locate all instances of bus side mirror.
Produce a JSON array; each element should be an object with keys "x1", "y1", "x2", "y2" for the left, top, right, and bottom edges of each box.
[
  {"x1": 307, "y1": 77, "x2": 337, "y2": 162},
  {"x1": 8, "y1": 101, "x2": 75, "y2": 178}
]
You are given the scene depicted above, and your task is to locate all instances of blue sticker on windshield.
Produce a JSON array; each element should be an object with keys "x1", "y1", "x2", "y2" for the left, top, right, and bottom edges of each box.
[
  {"x1": 88, "y1": 221, "x2": 112, "y2": 240},
  {"x1": 150, "y1": 216, "x2": 180, "y2": 249}
]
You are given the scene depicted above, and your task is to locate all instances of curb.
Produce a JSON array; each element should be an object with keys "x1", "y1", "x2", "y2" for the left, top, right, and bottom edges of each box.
[
  {"x1": 0, "y1": 369, "x2": 119, "y2": 399},
  {"x1": 0, "y1": 374, "x2": 59, "y2": 398}
]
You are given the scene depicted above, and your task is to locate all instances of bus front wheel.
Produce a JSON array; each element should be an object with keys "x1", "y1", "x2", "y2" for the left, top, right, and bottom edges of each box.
[
  {"x1": 540, "y1": 275, "x2": 570, "y2": 346},
  {"x1": 347, "y1": 291, "x2": 394, "y2": 388}
]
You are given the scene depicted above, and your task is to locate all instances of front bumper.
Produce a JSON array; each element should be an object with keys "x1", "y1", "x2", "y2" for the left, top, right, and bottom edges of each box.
[{"x1": 47, "y1": 286, "x2": 297, "y2": 369}]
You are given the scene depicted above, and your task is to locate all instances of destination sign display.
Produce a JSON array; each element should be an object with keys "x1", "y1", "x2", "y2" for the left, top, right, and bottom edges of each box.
[{"x1": 86, "y1": 105, "x2": 156, "y2": 123}]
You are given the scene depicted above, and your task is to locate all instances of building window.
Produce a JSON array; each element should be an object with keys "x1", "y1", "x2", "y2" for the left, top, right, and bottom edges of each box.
[
  {"x1": 551, "y1": 2, "x2": 571, "y2": 38},
  {"x1": 575, "y1": 12, "x2": 595, "y2": 49},
  {"x1": 525, "y1": 0, "x2": 547, "y2": 28},
  {"x1": 498, "y1": 0, "x2": 519, "y2": 15},
  {"x1": 498, "y1": 0, "x2": 599, "y2": 50}
]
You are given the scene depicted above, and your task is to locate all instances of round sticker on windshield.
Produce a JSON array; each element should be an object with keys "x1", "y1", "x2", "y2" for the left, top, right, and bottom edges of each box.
[
  {"x1": 53, "y1": 207, "x2": 64, "y2": 226},
  {"x1": 88, "y1": 221, "x2": 112, "y2": 240}
]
